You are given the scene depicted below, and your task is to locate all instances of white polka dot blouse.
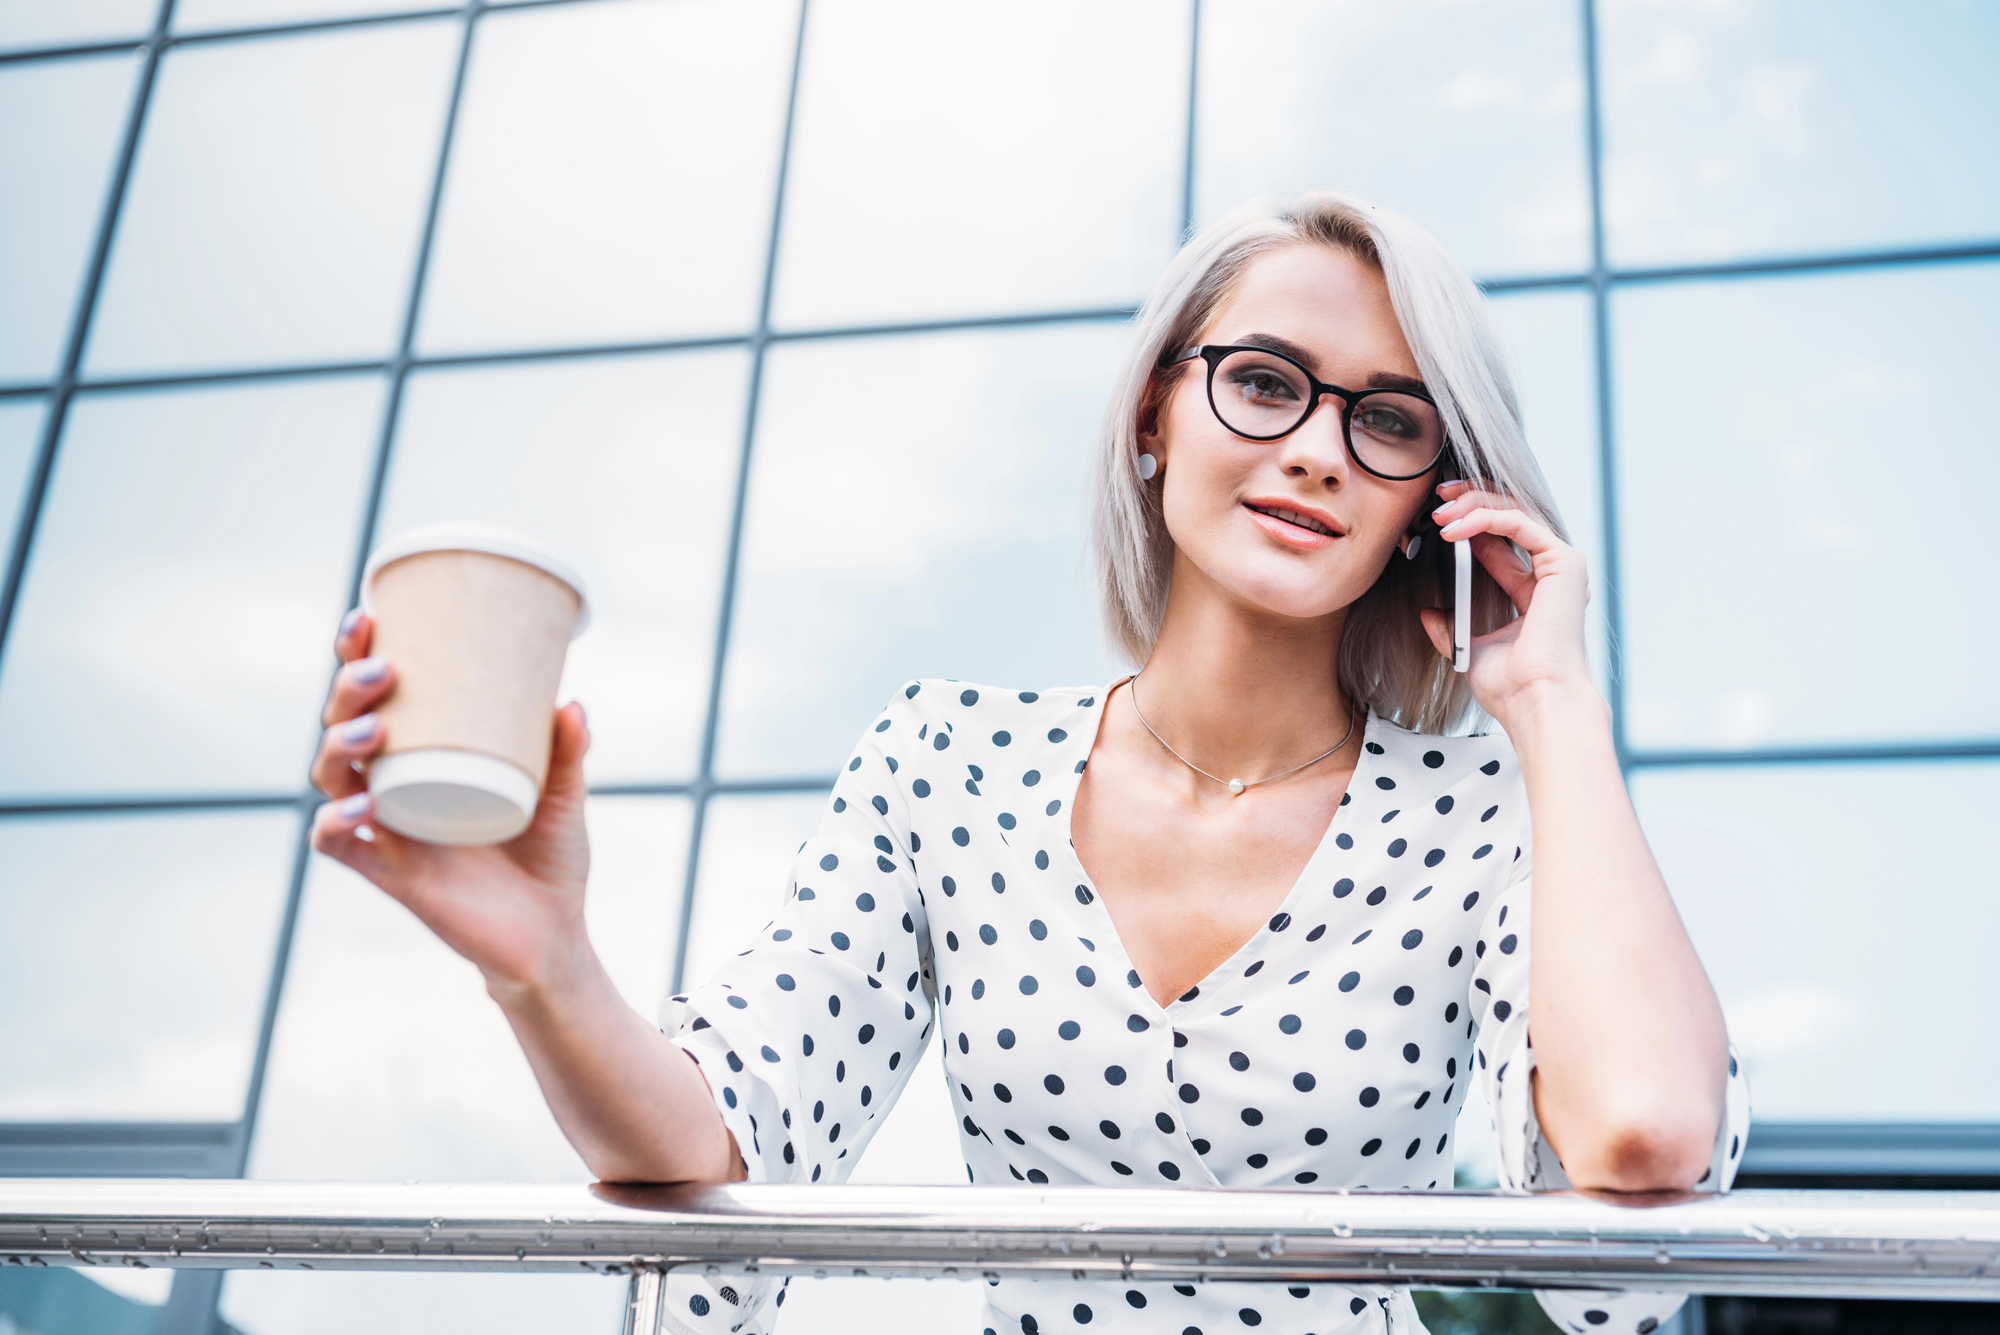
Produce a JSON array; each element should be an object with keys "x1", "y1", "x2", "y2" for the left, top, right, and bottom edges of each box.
[{"x1": 661, "y1": 682, "x2": 1749, "y2": 1335}]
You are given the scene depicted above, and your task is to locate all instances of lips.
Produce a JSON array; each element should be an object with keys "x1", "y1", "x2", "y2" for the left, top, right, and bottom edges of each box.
[{"x1": 1244, "y1": 502, "x2": 1341, "y2": 538}]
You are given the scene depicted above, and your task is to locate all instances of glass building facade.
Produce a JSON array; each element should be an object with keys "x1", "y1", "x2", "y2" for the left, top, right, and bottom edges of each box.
[{"x1": 1, "y1": 1, "x2": 1996, "y2": 1332}]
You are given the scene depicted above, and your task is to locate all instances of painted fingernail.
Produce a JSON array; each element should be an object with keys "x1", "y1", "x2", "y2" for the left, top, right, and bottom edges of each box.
[
  {"x1": 336, "y1": 792, "x2": 372, "y2": 820},
  {"x1": 1433, "y1": 504, "x2": 1453, "y2": 518},
  {"x1": 338, "y1": 607, "x2": 364, "y2": 639},
  {"x1": 338, "y1": 714, "x2": 378, "y2": 745},
  {"x1": 350, "y1": 656, "x2": 389, "y2": 685}
]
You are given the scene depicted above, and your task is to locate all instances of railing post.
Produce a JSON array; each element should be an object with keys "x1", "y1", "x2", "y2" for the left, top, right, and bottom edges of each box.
[{"x1": 622, "y1": 1268, "x2": 666, "y2": 1335}]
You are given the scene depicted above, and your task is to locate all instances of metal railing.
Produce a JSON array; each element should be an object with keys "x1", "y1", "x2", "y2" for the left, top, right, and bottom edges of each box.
[{"x1": 4, "y1": 1181, "x2": 2000, "y2": 1330}]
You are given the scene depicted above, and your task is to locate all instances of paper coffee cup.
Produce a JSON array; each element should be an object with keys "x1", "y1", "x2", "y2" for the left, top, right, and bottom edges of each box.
[{"x1": 360, "y1": 523, "x2": 590, "y2": 846}]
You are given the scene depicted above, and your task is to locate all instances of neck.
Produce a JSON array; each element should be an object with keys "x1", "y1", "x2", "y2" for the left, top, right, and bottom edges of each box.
[{"x1": 1130, "y1": 555, "x2": 1356, "y2": 780}]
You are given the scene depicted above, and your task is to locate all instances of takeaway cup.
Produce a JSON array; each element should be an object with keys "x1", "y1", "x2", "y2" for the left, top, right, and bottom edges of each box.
[{"x1": 359, "y1": 524, "x2": 591, "y2": 846}]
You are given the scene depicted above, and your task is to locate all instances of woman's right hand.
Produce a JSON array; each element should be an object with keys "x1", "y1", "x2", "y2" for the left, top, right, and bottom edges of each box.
[{"x1": 309, "y1": 608, "x2": 595, "y2": 1001}]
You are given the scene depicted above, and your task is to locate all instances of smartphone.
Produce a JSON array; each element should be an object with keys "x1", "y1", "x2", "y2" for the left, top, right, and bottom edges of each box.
[{"x1": 1452, "y1": 538, "x2": 1471, "y2": 673}]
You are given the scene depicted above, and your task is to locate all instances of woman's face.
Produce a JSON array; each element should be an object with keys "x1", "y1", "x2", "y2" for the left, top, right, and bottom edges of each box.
[{"x1": 1145, "y1": 244, "x2": 1438, "y2": 625}]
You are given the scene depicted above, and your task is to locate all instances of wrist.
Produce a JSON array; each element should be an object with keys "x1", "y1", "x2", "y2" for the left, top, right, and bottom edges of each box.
[
  {"x1": 483, "y1": 912, "x2": 603, "y2": 1016},
  {"x1": 1490, "y1": 676, "x2": 1611, "y2": 742}
]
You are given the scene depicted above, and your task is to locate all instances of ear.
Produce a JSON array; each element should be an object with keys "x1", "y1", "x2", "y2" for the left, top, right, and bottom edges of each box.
[
  {"x1": 1418, "y1": 606, "x2": 1453, "y2": 662},
  {"x1": 1135, "y1": 371, "x2": 1171, "y2": 463}
]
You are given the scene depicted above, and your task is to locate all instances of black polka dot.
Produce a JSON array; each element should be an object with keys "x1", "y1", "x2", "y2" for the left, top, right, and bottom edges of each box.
[
  {"x1": 1238, "y1": 1307, "x2": 1262, "y2": 1326},
  {"x1": 1073, "y1": 1304, "x2": 1092, "y2": 1324},
  {"x1": 1279, "y1": 1014, "x2": 1302, "y2": 1034},
  {"x1": 1345, "y1": 1030, "x2": 1366, "y2": 1050},
  {"x1": 1105, "y1": 1065, "x2": 1127, "y2": 1085},
  {"x1": 1239, "y1": 1106, "x2": 1263, "y2": 1126},
  {"x1": 1338, "y1": 971, "x2": 1360, "y2": 992},
  {"x1": 1019, "y1": 975, "x2": 1037, "y2": 994},
  {"x1": 1229, "y1": 1051, "x2": 1249, "y2": 1071},
  {"x1": 1292, "y1": 1072, "x2": 1315, "y2": 1092},
  {"x1": 1126, "y1": 1290, "x2": 1147, "y2": 1309},
  {"x1": 1059, "y1": 1021, "x2": 1081, "y2": 1040}
]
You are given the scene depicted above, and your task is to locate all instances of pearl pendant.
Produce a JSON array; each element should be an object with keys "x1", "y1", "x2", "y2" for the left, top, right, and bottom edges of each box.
[{"x1": 1227, "y1": 778, "x2": 1245, "y2": 796}]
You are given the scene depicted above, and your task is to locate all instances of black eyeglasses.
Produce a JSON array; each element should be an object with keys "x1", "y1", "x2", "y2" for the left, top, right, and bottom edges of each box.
[{"x1": 1167, "y1": 344, "x2": 1448, "y2": 482}]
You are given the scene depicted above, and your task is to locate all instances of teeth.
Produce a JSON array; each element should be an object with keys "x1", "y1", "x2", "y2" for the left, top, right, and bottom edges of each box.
[{"x1": 1251, "y1": 504, "x2": 1334, "y2": 537}]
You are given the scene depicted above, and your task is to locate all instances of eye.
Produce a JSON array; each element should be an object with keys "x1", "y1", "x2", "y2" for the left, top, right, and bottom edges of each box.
[
  {"x1": 1353, "y1": 403, "x2": 1421, "y2": 439},
  {"x1": 1226, "y1": 368, "x2": 1301, "y2": 404}
]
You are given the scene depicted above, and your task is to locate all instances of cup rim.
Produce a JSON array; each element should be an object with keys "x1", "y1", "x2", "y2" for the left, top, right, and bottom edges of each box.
[{"x1": 360, "y1": 522, "x2": 592, "y2": 638}]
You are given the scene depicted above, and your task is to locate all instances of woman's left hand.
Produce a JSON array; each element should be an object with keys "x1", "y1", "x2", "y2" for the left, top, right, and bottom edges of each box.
[{"x1": 1418, "y1": 478, "x2": 1595, "y2": 722}]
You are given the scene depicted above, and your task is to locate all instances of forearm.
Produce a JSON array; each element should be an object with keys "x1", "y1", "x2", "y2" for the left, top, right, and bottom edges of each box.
[
  {"x1": 1501, "y1": 682, "x2": 1727, "y2": 1190},
  {"x1": 488, "y1": 928, "x2": 744, "y2": 1185}
]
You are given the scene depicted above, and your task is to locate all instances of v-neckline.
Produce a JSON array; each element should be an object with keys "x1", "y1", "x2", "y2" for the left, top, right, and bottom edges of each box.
[{"x1": 1052, "y1": 680, "x2": 1378, "y2": 1017}]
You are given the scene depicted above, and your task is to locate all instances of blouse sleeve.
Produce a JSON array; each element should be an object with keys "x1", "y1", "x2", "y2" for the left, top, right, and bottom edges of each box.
[
  {"x1": 653, "y1": 685, "x2": 938, "y2": 1335},
  {"x1": 1470, "y1": 821, "x2": 1753, "y2": 1335}
]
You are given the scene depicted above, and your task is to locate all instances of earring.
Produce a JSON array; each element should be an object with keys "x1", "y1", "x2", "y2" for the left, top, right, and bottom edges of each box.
[
  {"x1": 1402, "y1": 534, "x2": 1421, "y2": 560},
  {"x1": 1137, "y1": 453, "x2": 1159, "y2": 480}
]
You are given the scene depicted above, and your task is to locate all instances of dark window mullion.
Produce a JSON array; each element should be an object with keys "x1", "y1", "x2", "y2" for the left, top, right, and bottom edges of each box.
[{"x1": 673, "y1": 0, "x2": 813, "y2": 995}]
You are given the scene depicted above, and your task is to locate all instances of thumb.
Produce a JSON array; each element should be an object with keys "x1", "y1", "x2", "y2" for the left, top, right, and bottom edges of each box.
[
  {"x1": 1418, "y1": 607, "x2": 1453, "y2": 663},
  {"x1": 545, "y1": 701, "x2": 591, "y2": 796}
]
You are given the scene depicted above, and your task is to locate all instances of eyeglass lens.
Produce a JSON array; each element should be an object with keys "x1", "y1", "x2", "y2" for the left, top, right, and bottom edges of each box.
[{"x1": 1209, "y1": 347, "x2": 1444, "y2": 477}]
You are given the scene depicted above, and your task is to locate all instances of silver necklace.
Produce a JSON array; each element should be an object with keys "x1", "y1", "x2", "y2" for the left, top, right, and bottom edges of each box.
[{"x1": 1127, "y1": 675, "x2": 1360, "y2": 797}]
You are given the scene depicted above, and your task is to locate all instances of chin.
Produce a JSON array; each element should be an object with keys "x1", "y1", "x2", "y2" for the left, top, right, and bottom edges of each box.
[{"x1": 1218, "y1": 559, "x2": 1368, "y2": 624}]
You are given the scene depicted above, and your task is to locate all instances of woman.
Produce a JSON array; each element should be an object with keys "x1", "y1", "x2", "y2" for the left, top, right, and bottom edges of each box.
[{"x1": 312, "y1": 193, "x2": 1746, "y2": 1335}]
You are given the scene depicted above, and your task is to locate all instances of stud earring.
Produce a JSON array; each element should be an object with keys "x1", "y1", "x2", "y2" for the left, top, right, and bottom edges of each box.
[
  {"x1": 1137, "y1": 453, "x2": 1159, "y2": 480},
  {"x1": 1402, "y1": 534, "x2": 1422, "y2": 560}
]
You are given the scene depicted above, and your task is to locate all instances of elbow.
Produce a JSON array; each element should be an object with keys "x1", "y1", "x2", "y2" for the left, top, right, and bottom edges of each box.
[{"x1": 1565, "y1": 1114, "x2": 1717, "y2": 1194}]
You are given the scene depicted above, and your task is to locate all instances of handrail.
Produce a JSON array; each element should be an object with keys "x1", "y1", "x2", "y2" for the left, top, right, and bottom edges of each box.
[{"x1": 4, "y1": 1180, "x2": 1998, "y2": 1330}]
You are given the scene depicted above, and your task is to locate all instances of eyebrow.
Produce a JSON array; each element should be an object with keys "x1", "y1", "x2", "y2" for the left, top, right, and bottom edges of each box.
[{"x1": 1232, "y1": 332, "x2": 1431, "y2": 398}]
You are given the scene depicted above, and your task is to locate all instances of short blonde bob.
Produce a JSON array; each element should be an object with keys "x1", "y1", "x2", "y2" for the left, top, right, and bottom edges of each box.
[{"x1": 1088, "y1": 192, "x2": 1567, "y2": 735}]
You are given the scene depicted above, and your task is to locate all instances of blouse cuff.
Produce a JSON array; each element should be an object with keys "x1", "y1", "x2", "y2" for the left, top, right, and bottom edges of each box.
[{"x1": 651, "y1": 999, "x2": 796, "y2": 1335}]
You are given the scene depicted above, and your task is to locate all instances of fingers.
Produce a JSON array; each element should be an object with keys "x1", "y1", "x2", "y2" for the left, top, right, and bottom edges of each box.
[
  {"x1": 335, "y1": 608, "x2": 373, "y2": 664},
  {"x1": 1438, "y1": 503, "x2": 1563, "y2": 557},
  {"x1": 310, "y1": 790, "x2": 400, "y2": 884},
  {"x1": 321, "y1": 653, "x2": 396, "y2": 727},
  {"x1": 311, "y1": 709, "x2": 387, "y2": 797},
  {"x1": 1431, "y1": 486, "x2": 1520, "y2": 529},
  {"x1": 1470, "y1": 532, "x2": 1537, "y2": 608}
]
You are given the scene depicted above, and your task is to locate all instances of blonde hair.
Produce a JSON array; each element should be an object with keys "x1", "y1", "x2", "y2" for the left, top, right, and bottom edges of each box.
[{"x1": 1088, "y1": 191, "x2": 1566, "y2": 735}]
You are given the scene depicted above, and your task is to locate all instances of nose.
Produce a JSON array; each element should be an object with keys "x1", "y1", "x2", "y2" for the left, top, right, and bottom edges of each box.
[{"x1": 1274, "y1": 395, "x2": 1350, "y2": 487}]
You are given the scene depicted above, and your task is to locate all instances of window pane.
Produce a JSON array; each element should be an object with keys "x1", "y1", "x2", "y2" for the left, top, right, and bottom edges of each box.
[
  {"x1": 84, "y1": 21, "x2": 457, "y2": 377},
  {"x1": 379, "y1": 351, "x2": 745, "y2": 785},
  {"x1": 0, "y1": 398, "x2": 41, "y2": 556},
  {"x1": 0, "y1": 376, "x2": 383, "y2": 797},
  {"x1": 416, "y1": 0, "x2": 794, "y2": 355},
  {"x1": 1198, "y1": 0, "x2": 1589, "y2": 278},
  {"x1": 715, "y1": 323, "x2": 1123, "y2": 778},
  {"x1": 1484, "y1": 289, "x2": 1608, "y2": 693},
  {"x1": 0, "y1": 809, "x2": 296, "y2": 1121},
  {"x1": 1613, "y1": 264, "x2": 2000, "y2": 752},
  {"x1": 1635, "y1": 761, "x2": 2000, "y2": 1119},
  {"x1": 223, "y1": 796, "x2": 686, "y2": 1334},
  {"x1": 770, "y1": 0, "x2": 1187, "y2": 329},
  {"x1": 1602, "y1": 0, "x2": 2000, "y2": 266},
  {"x1": 174, "y1": 0, "x2": 434, "y2": 31},
  {"x1": 221, "y1": 1273, "x2": 623, "y2": 1335},
  {"x1": 245, "y1": 799, "x2": 688, "y2": 1182},
  {"x1": 0, "y1": 53, "x2": 137, "y2": 384},
  {"x1": 0, "y1": 1267, "x2": 167, "y2": 1335},
  {"x1": 0, "y1": 0, "x2": 153, "y2": 48}
]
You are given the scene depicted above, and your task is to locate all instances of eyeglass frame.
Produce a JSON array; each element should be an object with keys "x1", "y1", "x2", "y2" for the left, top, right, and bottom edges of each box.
[{"x1": 1164, "y1": 344, "x2": 1450, "y2": 482}]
